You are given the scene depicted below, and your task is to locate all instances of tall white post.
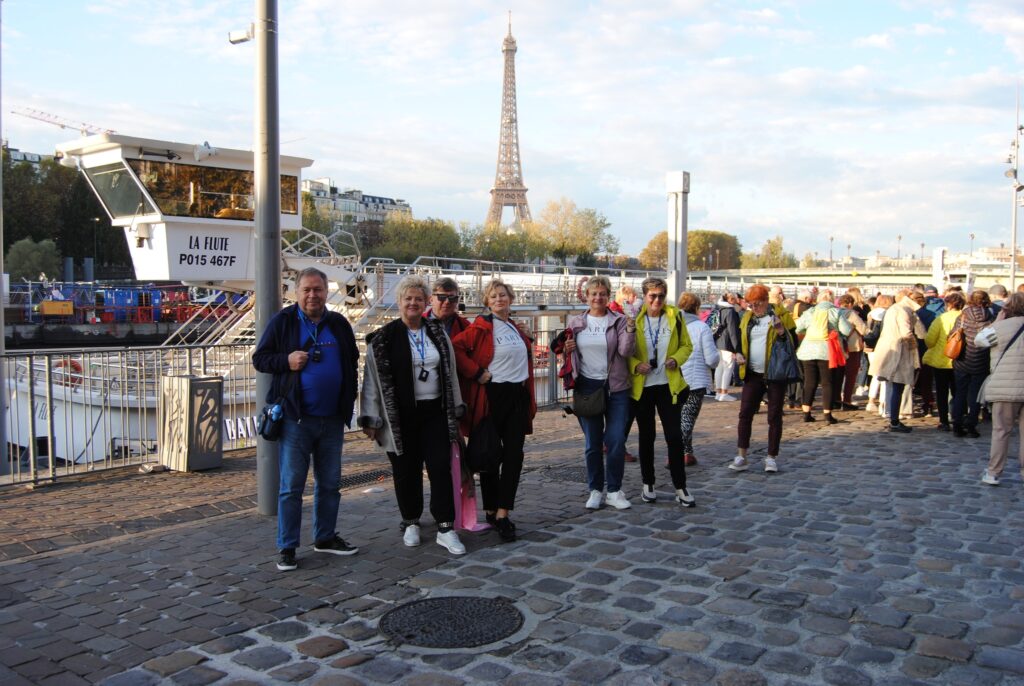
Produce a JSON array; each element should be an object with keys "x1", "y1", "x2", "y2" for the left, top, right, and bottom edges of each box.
[{"x1": 665, "y1": 172, "x2": 690, "y2": 300}]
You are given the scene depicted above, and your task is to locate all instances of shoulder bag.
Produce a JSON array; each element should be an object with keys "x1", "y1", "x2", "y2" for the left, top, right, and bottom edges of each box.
[
  {"x1": 257, "y1": 372, "x2": 296, "y2": 441},
  {"x1": 943, "y1": 317, "x2": 964, "y2": 359},
  {"x1": 766, "y1": 326, "x2": 802, "y2": 384}
]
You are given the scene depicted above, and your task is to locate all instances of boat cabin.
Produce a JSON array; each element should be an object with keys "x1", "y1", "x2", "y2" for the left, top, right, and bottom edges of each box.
[{"x1": 55, "y1": 134, "x2": 312, "y2": 289}]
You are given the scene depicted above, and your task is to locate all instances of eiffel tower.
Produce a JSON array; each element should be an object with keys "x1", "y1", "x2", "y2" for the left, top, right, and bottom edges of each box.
[{"x1": 486, "y1": 15, "x2": 532, "y2": 227}]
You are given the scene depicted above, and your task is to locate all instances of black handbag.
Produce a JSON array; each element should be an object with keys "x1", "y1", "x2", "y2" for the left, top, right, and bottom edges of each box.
[
  {"x1": 465, "y1": 416, "x2": 501, "y2": 473},
  {"x1": 766, "y1": 332, "x2": 802, "y2": 383},
  {"x1": 572, "y1": 387, "x2": 606, "y2": 417}
]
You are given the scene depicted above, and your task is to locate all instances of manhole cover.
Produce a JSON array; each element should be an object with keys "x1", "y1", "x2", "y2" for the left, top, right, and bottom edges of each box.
[{"x1": 378, "y1": 596, "x2": 524, "y2": 648}]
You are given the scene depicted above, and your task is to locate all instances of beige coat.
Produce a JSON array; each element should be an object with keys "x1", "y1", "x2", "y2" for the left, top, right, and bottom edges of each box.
[
  {"x1": 977, "y1": 317, "x2": 1024, "y2": 403},
  {"x1": 871, "y1": 298, "x2": 927, "y2": 386}
]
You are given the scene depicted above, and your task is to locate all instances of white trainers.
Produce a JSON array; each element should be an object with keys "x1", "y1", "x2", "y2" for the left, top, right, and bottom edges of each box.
[
  {"x1": 436, "y1": 529, "x2": 466, "y2": 555},
  {"x1": 865, "y1": 401, "x2": 878, "y2": 413},
  {"x1": 764, "y1": 457, "x2": 778, "y2": 473},
  {"x1": 728, "y1": 456, "x2": 749, "y2": 472},
  {"x1": 402, "y1": 524, "x2": 421, "y2": 547},
  {"x1": 605, "y1": 490, "x2": 632, "y2": 510},
  {"x1": 585, "y1": 490, "x2": 604, "y2": 510},
  {"x1": 982, "y1": 471, "x2": 1001, "y2": 486},
  {"x1": 640, "y1": 485, "x2": 657, "y2": 503},
  {"x1": 675, "y1": 487, "x2": 696, "y2": 508},
  {"x1": 718, "y1": 394, "x2": 737, "y2": 402}
]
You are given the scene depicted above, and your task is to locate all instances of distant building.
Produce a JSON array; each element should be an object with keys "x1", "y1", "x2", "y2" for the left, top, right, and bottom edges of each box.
[
  {"x1": 2, "y1": 142, "x2": 52, "y2": 172},
  {"x1": 301, "y1": 178, "x2": 412, "y2": 248}
]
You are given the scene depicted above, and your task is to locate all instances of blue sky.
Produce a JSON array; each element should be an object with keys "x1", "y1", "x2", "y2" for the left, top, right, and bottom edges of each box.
[{"x1": 2, "y1": 0, "x2": 1023, "y2": 259}]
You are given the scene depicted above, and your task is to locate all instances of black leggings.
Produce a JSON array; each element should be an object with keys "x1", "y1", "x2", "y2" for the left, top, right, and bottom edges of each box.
[
  {"x1": 479, "y1": 382, "x2": 529, "y2": 512},
  {"x1": 801, "y1": 359, "x2": 833, "y2": 411},
  {"x1": 388, "y1": 398, "x2": 454, "y2": 525}
]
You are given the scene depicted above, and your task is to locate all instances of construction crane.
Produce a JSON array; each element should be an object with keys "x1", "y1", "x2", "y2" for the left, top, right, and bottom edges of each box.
[{"x1": 9, "y1": 107, "x2": 115, "y2": 136}]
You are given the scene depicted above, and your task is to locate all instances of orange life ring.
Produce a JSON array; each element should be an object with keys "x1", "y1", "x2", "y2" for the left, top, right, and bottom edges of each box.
[{"x1": 54, "y1": 359, "x2": 83, "y2": 388}]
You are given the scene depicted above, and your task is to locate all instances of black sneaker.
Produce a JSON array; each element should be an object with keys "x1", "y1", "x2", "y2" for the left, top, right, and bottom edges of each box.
[
  {"x1": 937, "y1": 423, "x2": 951, "y2": 432},
  {"x1": 825, "y1": 414, "x2": 840, "y2": 425},
  {"x1": 887, "y1": 423, "x2": 912, "y2": 433},
  {"x1": 485, "y1": 512, "x2": 498, "y2": 527},
  {"x1": 803, "y1": 413, "x2": 816, "y2": 423},
  {"x1": 313, "y1": 535, "x2": 358, "y2": 556},
  {"x1": 495, "y1": 517, "x2": 517, "y2": 543},
  {"x1": 966, "y1": 427, "x2": 981, "y2": 438},
  {"x1": 276, "y1": 549, "x2": 297, "y2": 571}
]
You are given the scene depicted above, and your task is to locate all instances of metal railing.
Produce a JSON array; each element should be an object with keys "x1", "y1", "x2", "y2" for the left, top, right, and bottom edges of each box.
[{"x1": 1, "y1": 343, "x2": 256, "y2": 486}]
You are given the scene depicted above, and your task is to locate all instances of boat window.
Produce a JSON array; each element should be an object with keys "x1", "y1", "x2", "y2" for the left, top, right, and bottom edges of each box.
[
  {"x1": 126, "y1": 159, "x2": 298, "y2": 220},
  {"x1": 83, "y1": 163, "x2": 158, "y2": 219}
]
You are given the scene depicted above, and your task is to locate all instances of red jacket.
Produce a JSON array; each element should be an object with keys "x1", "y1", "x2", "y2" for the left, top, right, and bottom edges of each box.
[{"x1": 452, "y1": 314, "x2": 537, "y2": 436}]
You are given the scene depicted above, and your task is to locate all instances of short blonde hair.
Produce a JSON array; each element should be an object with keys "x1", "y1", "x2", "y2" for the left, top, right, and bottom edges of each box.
[
  {"x1": 817, "y1": 289, "x2": 834, "y2": 304},
  {"x1": 615, "y1": 285, "x2": 636, "y2": 305},
  {"x1": 677, "y1": 292, "x2": 701, "y2": 314},
  {"x1": 586, "y1": 275, "x2": 612, "y2": 297},
  {"x1": 483, "y1": 278, "x2": 514, "y2": 304},
  {"x1": 397, "y1": 275, "x2": 429, "y2": 301}
]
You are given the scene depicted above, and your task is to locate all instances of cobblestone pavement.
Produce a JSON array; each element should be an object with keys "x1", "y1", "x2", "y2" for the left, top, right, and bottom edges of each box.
[{"x1": 1, "y1": 395, "x2": 1023, "y2": 685}]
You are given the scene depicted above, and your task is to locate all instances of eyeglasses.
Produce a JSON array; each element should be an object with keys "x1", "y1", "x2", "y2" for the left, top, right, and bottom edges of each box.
[
  {"x1": 433, "y1": 294, "x2": 460, "y2": 303},
  {"x1": 647, "y1": 293, "x2": 667, "y2": 300}
]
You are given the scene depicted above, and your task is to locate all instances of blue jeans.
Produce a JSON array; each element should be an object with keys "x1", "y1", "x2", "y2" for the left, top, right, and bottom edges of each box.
[
  {"x1": 887, "y1": 381, "x2": 906, "y2": 424},
  {"x1": 952, "y1": 371, "x2": 986, "y2": 429},
  {"x1": 277, "y1": 416, "x2": 345, "y2": 550},
  {"x1": 576, "y1": 376, "x2": 629, "y2": 493}
]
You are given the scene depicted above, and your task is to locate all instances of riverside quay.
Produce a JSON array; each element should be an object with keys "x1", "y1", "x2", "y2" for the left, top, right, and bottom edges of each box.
[{"x1": 1, "y1": 396, "x2": 1023, "y2": 685}]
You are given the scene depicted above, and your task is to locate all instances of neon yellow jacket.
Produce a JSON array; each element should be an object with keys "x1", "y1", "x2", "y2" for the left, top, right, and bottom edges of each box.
[
  {"x1": 738, "y1": 306, "x2": 797, "y2": 380},
  {"x1": 629, "y1": 304, "x2": 693, "y2": 402}
]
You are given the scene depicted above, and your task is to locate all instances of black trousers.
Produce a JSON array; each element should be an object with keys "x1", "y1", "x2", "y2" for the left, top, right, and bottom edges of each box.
[
  {"x1": 479, "y1": 382, "x2": 529, "y2": 512},
  {"x1": 801, "y1": 359, "x2": 834, "y2": 411},
  {"x1": 738, "y1": 372, "x2": 785, "y2": 456},
  {"x1": 932, "y1": 367, "x2": 956, "y2": 425},
  {"x1": 388, "y1": 398, "x2": 454, "y2": 525},
  {"x1": 635, "y1": 384, "x2": 688, "y2": 490}
]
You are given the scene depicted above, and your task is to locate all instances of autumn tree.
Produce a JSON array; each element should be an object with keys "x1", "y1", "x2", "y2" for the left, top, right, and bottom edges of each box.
[
  {"x1": 639, "y1": 231, "x2": 668, "y2": 269},
  {"x1": 535, "y1": 198, "x2": 615, "y2": 265},
  {"x1": 688, "y1": 230, "x2": 742, "y2": 270},
  {"x1": 6, "y1": 238, "x2": 61, "y2": 282},
  {"x1": 373, "y1": 216, "x2": 464, "y2": 263},
  {"x1": 741, "y1": 235, "x2": 799, "y2": 268}
]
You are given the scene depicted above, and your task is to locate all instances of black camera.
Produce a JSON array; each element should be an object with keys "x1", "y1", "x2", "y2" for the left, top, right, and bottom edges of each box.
[
  {"x1": 649, "y1": 357, "x2": 658, "y2": 368},
  {"x1": 310, "y1": 346, "x2": 322, "y2": 363}
]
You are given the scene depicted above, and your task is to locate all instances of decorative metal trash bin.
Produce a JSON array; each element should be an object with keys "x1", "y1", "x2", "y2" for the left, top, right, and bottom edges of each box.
[{"x1": 159, "y1": 375, "x2": 223, "y2": 471}]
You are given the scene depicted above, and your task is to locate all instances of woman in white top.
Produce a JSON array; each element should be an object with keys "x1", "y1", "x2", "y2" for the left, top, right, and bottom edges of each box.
[
  {"x1": 453, "y1": 279, "x2": 537, "y2": 543},
  {"x1": 557, "y1": 275, "x2": 637, "y2": 510},
  {"x1": 359, "y1": 275, "x2": 466, "y2": 555},
  {"x1": 678, "y1": 292, "x2": 721, "y2": 467}
]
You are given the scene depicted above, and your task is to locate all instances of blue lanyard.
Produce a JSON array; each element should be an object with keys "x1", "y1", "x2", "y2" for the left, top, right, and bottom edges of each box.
[
  {"x1": 408, "y1": 327, "x2": 426, "y2": 368},
  {"x1": 645, "y1": 313, "x2": 663, "y2": 362},
  {"x1": 299, "y1": 311, "x2": 320, "y2": 347}
]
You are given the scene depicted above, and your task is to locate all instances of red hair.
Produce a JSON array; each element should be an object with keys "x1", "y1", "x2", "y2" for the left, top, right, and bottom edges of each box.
[{"x1": 745, "y1": 284, "x2": 769, "y2": 302}]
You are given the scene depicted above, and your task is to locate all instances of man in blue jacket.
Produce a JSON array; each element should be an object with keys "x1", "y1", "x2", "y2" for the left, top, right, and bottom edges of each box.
[{"x1": 253, "y1": 267, "x2": 359, "y2": 571}]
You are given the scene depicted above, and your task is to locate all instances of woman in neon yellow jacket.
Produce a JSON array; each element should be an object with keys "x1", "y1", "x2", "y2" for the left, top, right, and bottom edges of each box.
[
  {"x1": 729, "y1": 284, "x2": 798, "y2": 474},
  {"x1": 922, "y1": 291, "x2": 965, "y2": 431},
  {"x1": 628, "y1": 277, "x2": 694, "y2": 507}
]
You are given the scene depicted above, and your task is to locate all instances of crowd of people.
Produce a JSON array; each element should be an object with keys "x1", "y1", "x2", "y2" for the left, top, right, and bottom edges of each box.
[{"x1": 254, "y1": 268, "x2": 1024, "y2": 571}]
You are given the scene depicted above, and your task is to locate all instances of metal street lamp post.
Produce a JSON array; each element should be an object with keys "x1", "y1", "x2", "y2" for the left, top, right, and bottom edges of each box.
[
  {"x1": 970, "y1": 232, "x2": 975, "y2": 258},
  {"x1": 829, "y1": 235, "x2": 834, "y2": 265},
  {"x1": 715, "y1": 248, "x2": 720, "y2": 270},
  {"x1": 1005, "y1": 102, "x2": 1023, "y2": 290},
  {"x1": 847, "y1": 243, "x2": 851, "y2": 264},
  {"x1": 896, "y1": 234, "x2": 902, "y2": 261},
  {"x1": 920, "y1": 242, "x2": 925, "y2": 265}
]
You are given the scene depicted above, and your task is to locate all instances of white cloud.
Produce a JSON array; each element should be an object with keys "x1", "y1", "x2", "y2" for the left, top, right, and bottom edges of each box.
[
  {"x1": 854, "y1": 33, "x2": 893, "y2": 49},
  {"x1": 912, "y1": 23, "x2": 946, "y2": 35},
  {"x1": 968, "y1": 1, "x2": 1024, "y2": 61}
]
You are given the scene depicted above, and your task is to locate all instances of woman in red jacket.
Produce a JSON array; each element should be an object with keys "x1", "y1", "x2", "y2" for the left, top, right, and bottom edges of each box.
[{"x1": 453, "y1": 279, "x2": 537, "y2": 542}]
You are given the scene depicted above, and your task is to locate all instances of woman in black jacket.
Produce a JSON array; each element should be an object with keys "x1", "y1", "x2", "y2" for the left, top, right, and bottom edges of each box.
[
  {"x1": 713, "y1": 293, "x2": 742, "y2": 401},
  {"x1": 951, "y1": 290, "x2": 994, "y2": 437}
]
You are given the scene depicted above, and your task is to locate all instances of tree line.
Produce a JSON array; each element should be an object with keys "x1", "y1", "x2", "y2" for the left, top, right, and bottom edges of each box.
[{"x1": 2, "y1": 148, "x2": 131, "y2": 281}]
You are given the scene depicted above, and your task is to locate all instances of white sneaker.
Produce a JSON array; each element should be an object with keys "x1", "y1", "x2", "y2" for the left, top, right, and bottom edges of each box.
[
  {"x1": 728, "y1": 456, "x2": 749, "y2": 472},
  {"x1": 764, "y1": 457, "x2": 778, "y2": 473},
  {"x1": 640, "y1": 485, "x2": 657, "y2": 503},
  {"x1": 982, "y1": 471, "x2": 1000, "y2": 486},
  {"x1": 585, "y1": 490, "x2": 604, "y2": 509},
  {"x1": 865, "y1": 401, "x2": 878, "y2": 413},
  {"x1": 402, "y1": 524, "x2": 420, "y2": 547},
  {"x1": 605, "y1": 490, "x2": 632, "y2": 510},
  {"x1": 718, "y1": 394, "x2": 737, "y2": 402},
  {"x1": 436, "y1": 530, "x2": 466, "y2": 555},
  {"x1": 675, "y1": 487, "x2": 696, "y2": 508}
]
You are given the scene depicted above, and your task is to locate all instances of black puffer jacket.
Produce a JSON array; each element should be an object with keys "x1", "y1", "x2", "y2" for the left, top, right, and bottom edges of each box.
[{"x1": 953, "y1": 305, "x2": 993, "y2": 376}]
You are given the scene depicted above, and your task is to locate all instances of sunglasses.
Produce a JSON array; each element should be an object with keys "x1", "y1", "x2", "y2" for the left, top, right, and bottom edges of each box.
[
  {"x1": 647, "y1": 293, "x2": 667, "y2": 300},
  {"x1": 433, "y1": 294, "x2": 460, "y2": 303}
]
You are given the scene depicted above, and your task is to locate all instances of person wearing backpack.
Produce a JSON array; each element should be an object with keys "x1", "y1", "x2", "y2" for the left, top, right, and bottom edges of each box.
[{"x1": 712, "y1": 292, "x2": 741, "y2": 401}]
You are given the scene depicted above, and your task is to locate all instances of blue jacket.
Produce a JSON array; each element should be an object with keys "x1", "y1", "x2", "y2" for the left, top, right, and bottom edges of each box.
[{"x1": 252, "y1": 304, "x2": 359, "y2": 424}]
